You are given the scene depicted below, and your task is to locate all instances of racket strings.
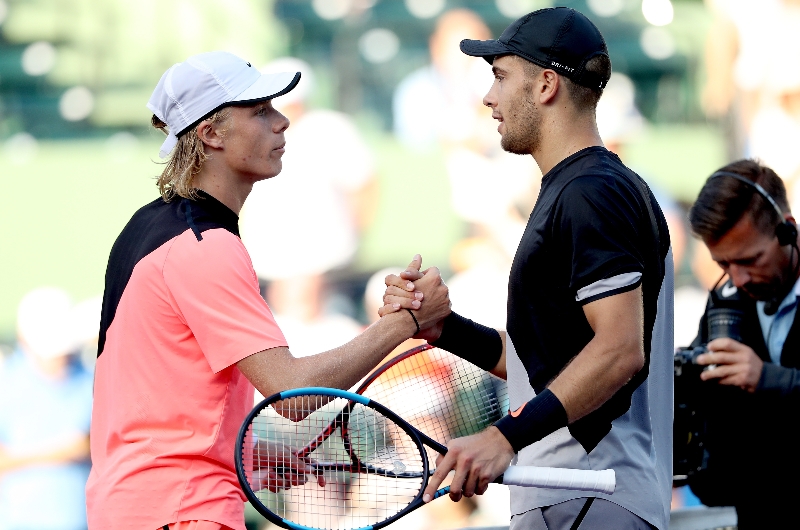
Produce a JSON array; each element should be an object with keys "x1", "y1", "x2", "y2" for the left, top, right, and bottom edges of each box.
[
  {"x1": 360, "y1": 347, "x2": 509, "y2": 452},
  {"x1": 241, "y1": 395, "x2": 425, "y2": 530}
]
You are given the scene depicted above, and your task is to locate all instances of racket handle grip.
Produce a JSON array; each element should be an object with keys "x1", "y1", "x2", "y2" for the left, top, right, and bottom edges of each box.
[{"x1": 498, "y1": 466, "x2": 616, "y2": 495}]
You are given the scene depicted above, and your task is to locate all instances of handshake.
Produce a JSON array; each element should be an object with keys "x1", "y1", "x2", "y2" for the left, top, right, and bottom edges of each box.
[{"x1": 377, "y1": 254, "x2": 452, "y2": 343}]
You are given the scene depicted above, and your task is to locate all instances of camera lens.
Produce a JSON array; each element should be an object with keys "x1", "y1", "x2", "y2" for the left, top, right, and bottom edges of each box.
[{"x1": 707, "y1": 307, "x2": 743, "y2": 343}]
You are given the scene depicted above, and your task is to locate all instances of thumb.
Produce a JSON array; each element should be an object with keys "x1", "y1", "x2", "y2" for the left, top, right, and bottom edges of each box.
[{"x1": 406, "y1": 254, "x2": 422, "y2": 272}]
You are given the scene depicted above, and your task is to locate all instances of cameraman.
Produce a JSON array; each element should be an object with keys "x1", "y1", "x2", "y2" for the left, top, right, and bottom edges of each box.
[{"x1": 686, "y1": 159, "x2": 800, "y2": 528}]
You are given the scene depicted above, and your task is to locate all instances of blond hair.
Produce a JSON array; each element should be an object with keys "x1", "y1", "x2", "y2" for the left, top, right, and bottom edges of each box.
[{"x1": 151, "y1": 108, "x2": 232, "y2": 201}]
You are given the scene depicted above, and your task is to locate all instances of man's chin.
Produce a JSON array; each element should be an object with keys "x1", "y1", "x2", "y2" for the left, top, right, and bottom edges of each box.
[
  {"x1": 500, "y1": 136, "x2": 531, "y2": 156},
  {"x1": 740, "y1": 285, "x2": 778, "y2": 301}
]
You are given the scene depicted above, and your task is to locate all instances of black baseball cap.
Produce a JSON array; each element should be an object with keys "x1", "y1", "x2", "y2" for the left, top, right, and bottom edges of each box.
[{"x1": 460, "y1": 7, "x2": 610, "y2": 90}]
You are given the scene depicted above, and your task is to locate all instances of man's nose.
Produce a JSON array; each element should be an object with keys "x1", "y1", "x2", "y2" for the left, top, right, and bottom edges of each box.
[
  {"x1": 483, "y1": 83, "x2": 498, "y2": 108},
  {"x1": 728, "y1": 264, "x2": 751, "y2": 288},
  {"x1": 275, "y1": 111, "x2": 290, "y2": 133}
]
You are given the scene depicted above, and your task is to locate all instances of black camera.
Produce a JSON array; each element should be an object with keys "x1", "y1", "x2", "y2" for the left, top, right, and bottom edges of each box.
[{"x1": 673, "y1": 305, "x2": 743, "y2": 483}]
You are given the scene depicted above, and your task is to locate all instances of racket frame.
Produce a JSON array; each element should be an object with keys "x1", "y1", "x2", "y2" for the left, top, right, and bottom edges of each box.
[
  {"x1": 354, "y1": 343, "x2": 434, "y2": 394},
  {"x1": 292, "y1": 343, "x2": 447, "y2": 465},
  {"x1": 235, "y1": 387, "x2": 438, "y2": 530}
]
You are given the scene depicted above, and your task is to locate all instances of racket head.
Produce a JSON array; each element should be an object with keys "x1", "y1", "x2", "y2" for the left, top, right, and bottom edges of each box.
[
  {"x1": 236, "y1": 387, "x2": 431, "y2": 530},
  {"x1": 356, "y1": 344, "x2": 509, "y2": 463}
]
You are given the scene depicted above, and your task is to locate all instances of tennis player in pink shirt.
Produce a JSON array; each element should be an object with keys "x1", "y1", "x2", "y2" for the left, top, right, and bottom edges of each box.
[{"x1": 85, "y1": 51, "x2": 451, "y2": 530}]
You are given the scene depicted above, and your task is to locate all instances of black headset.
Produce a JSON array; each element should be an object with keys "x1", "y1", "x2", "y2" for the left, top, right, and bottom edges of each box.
[{"x1": 708, "y1": 171, "x2": 798, "y2": 246}]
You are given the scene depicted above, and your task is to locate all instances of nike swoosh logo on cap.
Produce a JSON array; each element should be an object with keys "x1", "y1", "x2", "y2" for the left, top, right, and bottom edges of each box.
[{"x1": 721, "y1": 284, "x2": 737, "y2": 298}]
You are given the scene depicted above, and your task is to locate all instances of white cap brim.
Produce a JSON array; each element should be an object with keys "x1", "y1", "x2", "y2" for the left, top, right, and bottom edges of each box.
[
  {"x1": 156, "y1": 70, "x2": 301, "y2": 159},
  {"x1": 233, "y1": 71, "x2": 301, "y2": 105}
]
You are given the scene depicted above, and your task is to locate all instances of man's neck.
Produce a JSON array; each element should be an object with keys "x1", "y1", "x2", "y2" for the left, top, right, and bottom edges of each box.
[
  {"x1": 193, "y1": 165, "x2": 252, "y2": 215},
  {"x1": 531, "y1": 112, "x2": 605, "y2": 175}
]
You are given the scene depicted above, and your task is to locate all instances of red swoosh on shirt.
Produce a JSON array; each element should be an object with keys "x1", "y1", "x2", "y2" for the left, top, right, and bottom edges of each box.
[{"x1": 510, "y1": 403, "x2": 526, "y2": 418}]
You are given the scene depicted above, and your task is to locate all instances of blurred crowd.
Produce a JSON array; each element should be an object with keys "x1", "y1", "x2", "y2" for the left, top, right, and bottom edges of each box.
[{"x1": 5, "y1": 2, "x2": 800, "y2": 528}]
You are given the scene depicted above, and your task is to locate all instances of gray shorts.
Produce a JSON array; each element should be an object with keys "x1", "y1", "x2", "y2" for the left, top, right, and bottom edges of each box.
[{"x1": 510, "y1": 498, "x2": 656, "y2": 530}]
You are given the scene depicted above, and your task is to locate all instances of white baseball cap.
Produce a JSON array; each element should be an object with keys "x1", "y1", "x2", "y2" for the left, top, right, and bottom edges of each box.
[{"x1": 147, "y1": 51, "x2": 301, "y2": 158}]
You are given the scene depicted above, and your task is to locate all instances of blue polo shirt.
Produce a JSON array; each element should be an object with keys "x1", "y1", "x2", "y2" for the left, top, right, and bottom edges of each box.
[
  {"x1": 0, "y1": 350, "x2": 93, "y2": 530},
  {"x1": 757, "y1": 277, "x2": 800, "y2": 365}
]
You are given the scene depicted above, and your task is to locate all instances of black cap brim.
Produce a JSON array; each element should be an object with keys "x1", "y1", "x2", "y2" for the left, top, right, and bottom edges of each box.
[{"x1": 460, "y1": 39, "x2": 515, "y2": 64}]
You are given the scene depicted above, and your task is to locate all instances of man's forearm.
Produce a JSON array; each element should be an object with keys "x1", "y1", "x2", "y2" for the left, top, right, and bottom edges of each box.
[
  {"x1": 548, "y1": 338, "x2": 644, "y2": 422},
  {"x1": 759, "y1": 363, "x2": 800, "y2": 400},
  {"x1": 238, "y1": 310, "x2": 419, "y2": 396}
]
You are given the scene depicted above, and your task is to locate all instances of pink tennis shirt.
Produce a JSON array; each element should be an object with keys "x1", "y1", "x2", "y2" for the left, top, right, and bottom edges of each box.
[{"x1": 87, "y1": 194, "x2": 287, "y2": 530}]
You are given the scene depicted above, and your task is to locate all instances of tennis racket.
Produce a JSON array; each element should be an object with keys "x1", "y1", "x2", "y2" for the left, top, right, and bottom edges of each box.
[
  {"x1": 236, "y1": 387, "x2": 616, "y2": 530},
  {"x1": 354, "y1": 343, "x2": 508, "y2": 466}
]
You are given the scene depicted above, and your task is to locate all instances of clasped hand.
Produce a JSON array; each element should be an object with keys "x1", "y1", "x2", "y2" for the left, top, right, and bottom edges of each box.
[
  {"x1": 696, "y1": 337, "x2": 764, "y2": 393},
  {"x1": 378, "y1": 254, "x2": 451, "y2": 342},
  {"x1": 423, "y1": 427, "x2": 514, "y2": 503},
  {"x1": 252, "y1": 440, "x2": 325, "y2": 492}
]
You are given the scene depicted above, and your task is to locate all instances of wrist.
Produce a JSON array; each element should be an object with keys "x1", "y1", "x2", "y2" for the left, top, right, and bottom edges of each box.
[
  {"x1": 432, "y1": 312, "x2": 502, "y2": 371},
  {"x1": 405, "y1": 309, "x2": 420, "y2": 335},
  {"x1": 493, "y1": 389, "x2": 568, "y2": 453},
  {"x1": 487, "y1": 425, "x2": 515, "y2": 456},
  {"x1": 381, "y1": 307, "x2": 422, "y2": 341}
]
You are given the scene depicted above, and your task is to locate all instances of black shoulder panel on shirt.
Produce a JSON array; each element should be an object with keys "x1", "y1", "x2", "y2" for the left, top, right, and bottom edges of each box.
[{"x1": 97, "y1": 192, "x2": 239, "y2": 357}]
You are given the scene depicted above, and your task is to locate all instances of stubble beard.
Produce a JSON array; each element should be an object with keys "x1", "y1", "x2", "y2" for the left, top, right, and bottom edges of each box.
[{"x1": 500, "y1": 83, "x2": 541, "y2": 155}]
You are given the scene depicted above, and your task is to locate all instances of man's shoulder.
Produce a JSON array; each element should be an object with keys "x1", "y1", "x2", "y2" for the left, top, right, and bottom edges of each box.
[
  {"x1": 119, "y1": 197, "x2": 175, "y2": 234},
  {"x1": 169, "y1": 225, "x2": 244, "y2": 254},
  {"x1": 129, "y1": 196, "x2": 171, "y2": 217},
  {"x1": 164, "y1": 227, "x2": 252, "y2": 283},
  {"x1": 110, "y1": 197, "x2": 183, "y2": 256},
  {"x1": 549, "y1": 148, "x2": 639, "y2": 194}
]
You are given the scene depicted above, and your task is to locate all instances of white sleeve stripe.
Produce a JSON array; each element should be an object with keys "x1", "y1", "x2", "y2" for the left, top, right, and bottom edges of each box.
[{"x1": 575, "y1": 272, "x2": 643, "y2": 302}]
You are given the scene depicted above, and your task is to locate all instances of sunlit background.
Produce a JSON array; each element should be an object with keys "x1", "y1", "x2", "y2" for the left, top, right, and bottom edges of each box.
[{"x1": 1, "y1": 0, "x2": 796, "y2": 527}]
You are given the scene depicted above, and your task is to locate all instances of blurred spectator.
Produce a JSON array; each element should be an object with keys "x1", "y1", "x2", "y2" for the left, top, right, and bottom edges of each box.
[
  {"x1": 264, "y1": 274, "x2": 362, "y2": 360},
  {"x1": 393, "y1": 8, "x2": 540, "y2": 262},
  {"x1": 241, "y1": 56, "x2": 377, "y2": 281},
  {"x1": 704, "y1": 0, "x2": 800, "y2": 202},
  {"x1": 446, "y1": 237, "x2": 511, "y2": 330},
  {"x1": 240, "y1": 57, "x2": 375, "y2": 374},
  {"x1": 0, "y1": 287, "x2": 96, "y2": 530},
  {"x1": 393, "y1": 8, "x2": 495, "y2": 153},
  {"x1": 596, "y1": 73, "x2": 645, "y2": 153}
]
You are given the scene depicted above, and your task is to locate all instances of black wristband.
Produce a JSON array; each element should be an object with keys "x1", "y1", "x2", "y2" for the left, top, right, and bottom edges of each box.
[
  {"x1": 431, "y1": 312, "x2": 503, "y2": 371},
  {"x1": 405, "y1": 309, "x2": 420, "y2": 335},
  {"x1": 493, "y1": 389, "x2": 568, "y2": 453}
]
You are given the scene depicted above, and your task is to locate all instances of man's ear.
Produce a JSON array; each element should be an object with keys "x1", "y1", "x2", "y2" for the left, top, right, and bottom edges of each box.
[
  {"x1": 539, "y1": 69, "x2": 560, "y2": 105},
  {"x1": 196, "y1": 119, "x2": 225, "y2": 150}
]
